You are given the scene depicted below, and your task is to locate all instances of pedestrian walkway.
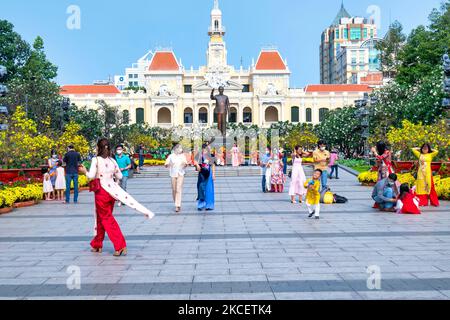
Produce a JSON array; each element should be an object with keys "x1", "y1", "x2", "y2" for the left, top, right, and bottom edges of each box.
[{"x1": 0, "y1": 167, "x2": 449, "y2": 300}]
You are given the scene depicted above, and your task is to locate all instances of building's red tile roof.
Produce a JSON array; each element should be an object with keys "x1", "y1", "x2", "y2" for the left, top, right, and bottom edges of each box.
[
  {"x1": 149, "y1": 51, "x2": 180, "y2": 71},
  {"x1": 255, "y1": 51, "x2": 287, "y2": 70},
  {"x1": 305, "y1": 84, "x2": 372, "y2": 93},
  {"x1": 60, "y1": 85, "x2": 120, "y2": 95},
  {"x1": 360, "y1": 72, "x2": 384, "y2": 85}
]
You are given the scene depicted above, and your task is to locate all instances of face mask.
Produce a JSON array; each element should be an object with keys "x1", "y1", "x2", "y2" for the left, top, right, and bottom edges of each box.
[
  {"x1": 52, "y1": 155, "x2": 58, "y2": 159},
  {"x1": 117, "y1": 150, "x2": 123, "y2": 155},
  {"x1": 387, "y1": 181, "x2": 394, "y2": 187},
  {"x1": 320, "y1": 147, "x2": 326, "y2": 151}
]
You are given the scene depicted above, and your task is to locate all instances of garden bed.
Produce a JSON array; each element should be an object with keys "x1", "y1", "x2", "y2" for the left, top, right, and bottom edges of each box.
[
  {"x1": 0, "y1": 168, "x2": 45, "y2": 183},
  {"x1": 0, "y1": 207, "x2": 13, "y2": 215}
]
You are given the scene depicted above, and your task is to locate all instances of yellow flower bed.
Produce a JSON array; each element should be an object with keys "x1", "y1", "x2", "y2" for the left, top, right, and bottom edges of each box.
[
  {"x1": 135, "y1": 159, "x2": 166, "y2": 166},
  {"x1": 70, "y1": 175, "x2": 89, "y2": 188},
  {"x1": 0, "y1": 184, "x2": 43, "y2": 208},
  {"x1": 435, "y1": 176, "x2": 450, "y2": 200},
  {"x1": 357, "y1": 171, "x2": 378, "y2": 184}
]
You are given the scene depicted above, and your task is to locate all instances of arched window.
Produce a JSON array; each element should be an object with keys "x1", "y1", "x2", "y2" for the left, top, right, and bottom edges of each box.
[
  {"x1": 184, "y1": 108, "x2": 193, "y2": 124},
  {"x1": 319, "y1": 108, "x2": 330, "y2": 122},
  {"x1": 265, "y1": 106, "x2": 279, "y2": 123},
  {"x1": 229, "y1": 107, "x2": 237, "y2": 123},
  {"x1": 136, "y1": 108, "x2": 144, "y2": 124},
  {"x1": 199, "y1": 107, "x2": 208, "y2": 124},
  {"x1": 291, "y1": 106, "x2": 299, "y2": 123},
  {"x1": 157, "y1": 107, "x2": 172, "y2": 124},
  {"x1": 243, "y1": 107, "x2": 252, "y2": 123},
  {"x1": 122, "y1": 110, "x2": 130, "y2": 124},
  {"x1": 306, "y1": 108, "x2": 312, "y2": 123}
]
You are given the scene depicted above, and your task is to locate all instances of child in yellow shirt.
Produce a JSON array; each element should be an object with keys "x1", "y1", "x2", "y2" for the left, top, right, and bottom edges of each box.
[{"x1": 304, "y1": 169, "x2": 322, "y2": 220}]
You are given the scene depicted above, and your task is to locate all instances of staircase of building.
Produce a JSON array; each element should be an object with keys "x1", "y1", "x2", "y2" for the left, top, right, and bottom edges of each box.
[{"x1": 132, "y1": 165, "x2": 315, "y2": 178}]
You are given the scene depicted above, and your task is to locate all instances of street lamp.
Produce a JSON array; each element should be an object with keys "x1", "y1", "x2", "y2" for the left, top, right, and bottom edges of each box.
[
  {"x1": 60, "y1": 97, "x2": 71, "y2": 130},
  {"x1": 443, "y1": 53, "x2": 450, "y2": 108},
  {"x1": 0, "y1": 65, "x2": 9, "y2": 131}
]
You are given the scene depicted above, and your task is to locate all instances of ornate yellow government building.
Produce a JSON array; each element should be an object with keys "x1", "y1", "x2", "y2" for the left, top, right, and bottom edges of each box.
[{"x1": 61, "y1": 0, "x2": 372, "y2": 128}]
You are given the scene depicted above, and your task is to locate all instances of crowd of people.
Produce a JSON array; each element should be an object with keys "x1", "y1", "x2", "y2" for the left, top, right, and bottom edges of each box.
[
  {"x1": 36, "y1": 137, "x2": 442, "y2": 257},
  {"x1": 371, "y1": 141, "x2": 440, "y2": 214}
]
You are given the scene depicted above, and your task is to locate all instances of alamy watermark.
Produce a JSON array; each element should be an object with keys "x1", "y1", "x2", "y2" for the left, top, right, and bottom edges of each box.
[
  {"x1": 366, "y1": 265, "x2": 382, "y2": 290},
  {"x1": 66, "y1": 5, "x2": 81, "y2": 30},
  {"x1": 66, "y1": 265, "x2": 81, "y2": 290},
  {"x1": 367, "y1": 5, "x2": 382, "y2": 32}
]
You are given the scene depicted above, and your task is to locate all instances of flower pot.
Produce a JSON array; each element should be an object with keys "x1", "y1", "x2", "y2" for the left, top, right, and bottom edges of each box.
[
  {"x1": 13, "y1": 200, "x2": 36, "y2": 209},
  {"x1": 0, "y1": 207, "x2": 13, "y2": 215},
  {"x1": 0, "y1": 168, "x2": 45, "y2": 183},
  {"x1": 361, "y1": 182, "x2": 376, "y2": 187}
]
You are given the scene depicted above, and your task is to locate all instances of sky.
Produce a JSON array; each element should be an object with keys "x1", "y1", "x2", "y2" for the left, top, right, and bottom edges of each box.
[{"x1": 1, "y1": 0, "x2": 444, "y2": 88}]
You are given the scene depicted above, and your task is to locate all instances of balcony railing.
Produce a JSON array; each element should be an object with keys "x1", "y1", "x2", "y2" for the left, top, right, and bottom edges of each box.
[{"x1": 208, "y1": 26, "x2": 226, "y2": 33}]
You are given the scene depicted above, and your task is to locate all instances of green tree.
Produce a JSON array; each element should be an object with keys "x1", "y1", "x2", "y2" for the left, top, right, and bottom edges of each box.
[
  {"x1": 0, "y1": 20, "x2": 30, "y2": 81},
  {"x1": 376, "y1": 21, "x2": 406, "y2": 79},
  {"x1": 315, "y1": 107, "x2": 363, "y2": 158},
  {"x1": 68, "y1": 105, "x2": 104, "y2": 144},
  {"x1": 0, "y1": 32, "x2": 61, "y2": 132},
  {"x1": 396, "y1": 1, "x2": 450, "y2": 84}
]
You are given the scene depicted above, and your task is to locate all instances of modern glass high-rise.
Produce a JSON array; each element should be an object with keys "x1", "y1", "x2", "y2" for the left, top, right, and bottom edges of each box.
[{"x1": 320, "y1": 2, "x2": 378, "y2": 84}]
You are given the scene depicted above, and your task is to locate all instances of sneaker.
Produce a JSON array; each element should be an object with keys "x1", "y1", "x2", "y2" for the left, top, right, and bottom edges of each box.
[
  {"x1": 315, "y1": 216, "x2": 320, "y2": 220},
  {"x1": 308, "y1": 211, "x2": 315, "y2": 218}
]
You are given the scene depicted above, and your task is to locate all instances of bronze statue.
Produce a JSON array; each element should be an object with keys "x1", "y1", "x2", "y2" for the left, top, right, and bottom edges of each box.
[{"x1": 210, "y1": 86, "x2": 230, "y2": 136}]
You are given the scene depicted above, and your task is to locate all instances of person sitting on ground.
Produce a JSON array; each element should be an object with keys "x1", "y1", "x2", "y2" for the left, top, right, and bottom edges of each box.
[
  {"x1": 371, "y1": 173, "x2": 399, "y2": 212},
  {"x1": 396, "y1": 184, "x2": 421, "y2": 215}
]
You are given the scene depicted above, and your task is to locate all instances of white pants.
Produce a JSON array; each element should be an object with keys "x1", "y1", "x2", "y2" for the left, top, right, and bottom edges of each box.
[{"x1": 306, "y1": 202, "x2": 320, "y2": 217}]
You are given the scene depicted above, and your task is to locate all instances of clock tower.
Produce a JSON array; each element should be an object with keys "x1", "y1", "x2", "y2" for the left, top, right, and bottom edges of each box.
[{"x1": 207, "y1": 0, "x2": 227, "y2": 68}]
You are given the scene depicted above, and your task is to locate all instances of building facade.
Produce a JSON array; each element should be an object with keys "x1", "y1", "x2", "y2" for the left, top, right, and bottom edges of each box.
[
  {"x1": 61, "y1": 0, "x2": 372, "y2": 128},
  {"x1": 320, "y1": 3, "x2": 381, "y2": 85}
]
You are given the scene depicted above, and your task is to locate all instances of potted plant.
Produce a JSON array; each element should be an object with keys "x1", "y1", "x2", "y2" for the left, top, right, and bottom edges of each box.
[{"x1": 0, "y1": 189, "x2": 15, "y2": 214}]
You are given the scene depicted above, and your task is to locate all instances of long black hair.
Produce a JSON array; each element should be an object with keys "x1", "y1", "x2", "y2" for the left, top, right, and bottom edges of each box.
[
  {"x1": 420, "y1": 143, "x2": 433, "y2": 154},
  {"x1": 399, "y1": 183, "x2": 410, "y2": 199},
  {"x1": 376, "y1": 141, "x2": 387, "y2": 155}
]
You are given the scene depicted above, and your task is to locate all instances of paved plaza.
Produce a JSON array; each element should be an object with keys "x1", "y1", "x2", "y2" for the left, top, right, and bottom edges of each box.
[{"x1": 0, "y1": 166, "x2": 450, "y2": 300}]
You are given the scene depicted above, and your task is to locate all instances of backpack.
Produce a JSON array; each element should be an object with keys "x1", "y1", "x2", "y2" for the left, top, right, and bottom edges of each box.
[{"x1": 334, "y1": 194, "x2": 348, "y2": 204}]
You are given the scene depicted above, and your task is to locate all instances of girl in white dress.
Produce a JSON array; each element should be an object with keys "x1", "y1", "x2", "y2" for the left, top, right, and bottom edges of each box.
[
  {"x1": 54, "y1": 160, "x2": 66, "y2": 201},
  {"x1": 42, "y1": 167, "x2": 54, "y2": 201}
]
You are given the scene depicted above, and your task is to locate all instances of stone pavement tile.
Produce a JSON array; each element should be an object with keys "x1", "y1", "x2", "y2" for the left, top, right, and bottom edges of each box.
[
  {"x1": 0, "y1": 278, "x2": 49, "y2": 285},
  {"x1": 119, "y1": 275, "x2": 193, "y2": 284},
  {"x1": 107, "y1": 294, "x2": 190, "y2": 300},
  {"x1": 412, "y1": 272, "x2": 450, "y2": 279},
  {"x1": 267, "y1": 274, "x2": 342, "y2": 282},
  {"x1": 274, "y1": 291, "x2": 362, "y2": 300},
  {"x1": 356, "y1": 290, "x2": 449, "y2": 300},
  {"x1": 24, "y1": 296, "x2": 108, "y2": 300},
  {"x1": 193, "y1": 275, "x2": 267, "y2": 282},
  {"x1": 190, "y1": 293, "x2": 275, "y2": 300}
]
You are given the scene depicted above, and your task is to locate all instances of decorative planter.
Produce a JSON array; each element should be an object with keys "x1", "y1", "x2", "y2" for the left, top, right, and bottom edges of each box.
[
  {"x1": 370, "y1": 162, "x2": 450, "y2": 174},
  {"x1": 0, "y1": 207, "x2": 13, "y2": 215},
  {"x1": 13, "y1": 200, "x2": 36, "y2": 209},
  {"x1": 361, "y1": 182, "x2": 376, "y2": 187},
  {"x1": 0, "y1": 168, "x2": 45, "y2": 183}
]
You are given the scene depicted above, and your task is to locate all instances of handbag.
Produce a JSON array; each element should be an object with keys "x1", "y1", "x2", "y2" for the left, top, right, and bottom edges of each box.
[{"x1": 89, "y1": 157, "x2": 101, "y2": 193}]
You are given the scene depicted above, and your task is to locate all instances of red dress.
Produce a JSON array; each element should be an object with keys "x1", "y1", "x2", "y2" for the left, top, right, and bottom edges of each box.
[{"x1": 398, "y1": 192, "x2": 421, "y2": 215}]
